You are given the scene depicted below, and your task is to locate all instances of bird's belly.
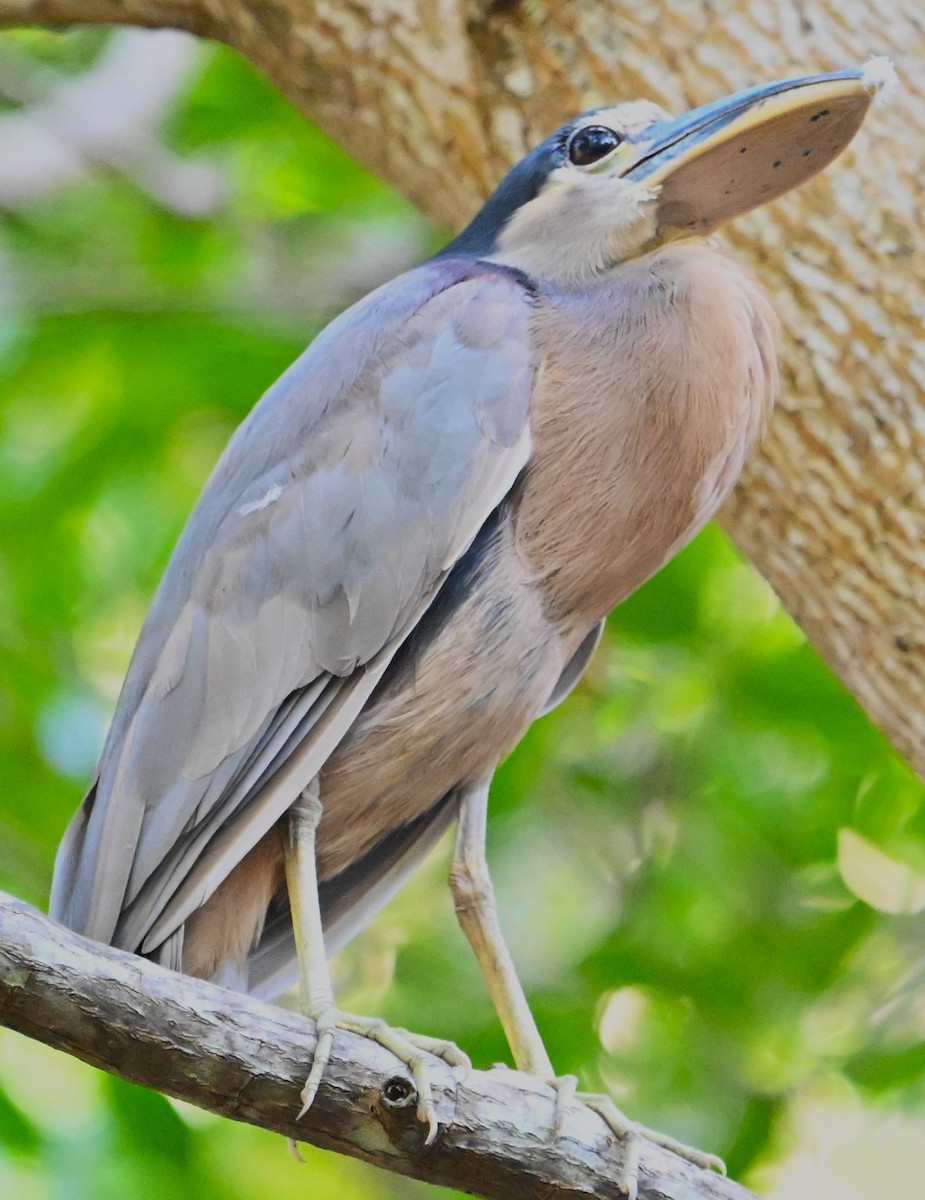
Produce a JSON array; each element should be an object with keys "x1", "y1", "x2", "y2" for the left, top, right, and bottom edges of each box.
[{"x1": 314, "y1": 520, "x2": 568, "y2": 881}]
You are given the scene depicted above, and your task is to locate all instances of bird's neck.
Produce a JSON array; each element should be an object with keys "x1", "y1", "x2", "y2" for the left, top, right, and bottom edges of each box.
[
  {"x1": 513, "y1": 242, "x2": 779, "y2": 630},
  {"x1": 487, "y1": 177, "x2": 662, "y2": 292}
]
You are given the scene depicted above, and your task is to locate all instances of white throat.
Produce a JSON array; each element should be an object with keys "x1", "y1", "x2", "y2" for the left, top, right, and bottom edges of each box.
[{"x1": 489, "y1": 174, "x2": 661, "y2": 289}]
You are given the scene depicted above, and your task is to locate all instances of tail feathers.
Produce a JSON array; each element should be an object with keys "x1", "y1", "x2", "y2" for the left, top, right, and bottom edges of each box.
[
  {"x1": 153, "y1": 925, "x2": 184, "y2": 973},
  {"x1": 53, "y1": 787, "x2": 459, "y2": 1004},
  {"x1": 48, "y1": 784, "x2": 94, "y2": 926}
]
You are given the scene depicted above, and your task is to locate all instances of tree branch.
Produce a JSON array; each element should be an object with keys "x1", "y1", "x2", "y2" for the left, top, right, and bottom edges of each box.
[
  {"x1": 0, "y1": 0, "x2": 217, "y2": 38},
  {"x1": 0, "y1": 891, "x2": 757, "y2": 1200}
]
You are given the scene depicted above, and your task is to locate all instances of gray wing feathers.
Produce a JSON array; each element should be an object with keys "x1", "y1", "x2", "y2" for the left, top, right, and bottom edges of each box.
[{"x1": 52, "y1": 259, "x2": 535, "y2": 957}]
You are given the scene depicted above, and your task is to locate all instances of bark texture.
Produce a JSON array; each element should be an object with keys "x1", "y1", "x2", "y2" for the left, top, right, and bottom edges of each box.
[
  {"x1": 0, "y1": 892, "x2": 756, "y2": 1200},
  {"x1": 2, "y1": 0, "x2": 918, "y2": 776}
]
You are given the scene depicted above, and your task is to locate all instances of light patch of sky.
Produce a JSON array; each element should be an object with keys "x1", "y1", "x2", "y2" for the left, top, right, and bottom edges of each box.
[
  {"x1": 35, "y1": 692, "x2": 109, "y2": 780},
  {"x1": 760, "y1": 1076, "x2": 925, "y2": 1200}
]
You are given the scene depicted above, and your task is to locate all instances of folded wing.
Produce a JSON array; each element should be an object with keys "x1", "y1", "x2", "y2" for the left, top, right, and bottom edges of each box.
[{"x1": 50, "y1": 258, "x2": 536, "y2": 960}]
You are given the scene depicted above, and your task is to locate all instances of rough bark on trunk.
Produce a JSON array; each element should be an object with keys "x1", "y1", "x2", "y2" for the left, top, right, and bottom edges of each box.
[{"x1": 4, "y1": 0, "x2": 918, "y2": 775}]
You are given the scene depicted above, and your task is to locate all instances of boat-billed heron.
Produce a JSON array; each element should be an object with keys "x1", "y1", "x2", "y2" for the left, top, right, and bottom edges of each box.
[{"x1": 51, "y1": 60, "x2": 891, "y2": 1195}]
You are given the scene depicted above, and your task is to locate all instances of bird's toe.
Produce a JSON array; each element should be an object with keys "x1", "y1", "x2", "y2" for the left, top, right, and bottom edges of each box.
[
  {"x1": 297, "y1": 1009, "x2": 468, "y2": 1146},
  {"x1": 549, "y1": 1081, "x2": 725, "y2": 1199}
]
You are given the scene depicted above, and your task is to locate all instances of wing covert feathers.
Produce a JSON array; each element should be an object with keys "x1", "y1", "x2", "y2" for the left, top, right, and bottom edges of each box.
[{"x1": 50, "y1": 259, "x2": 536, "y2": 957}]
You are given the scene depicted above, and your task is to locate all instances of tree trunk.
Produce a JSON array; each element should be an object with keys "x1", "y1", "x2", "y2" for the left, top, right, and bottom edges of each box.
[{"x1": 1, "y1": 0, "x2": 921, "y2": 773}]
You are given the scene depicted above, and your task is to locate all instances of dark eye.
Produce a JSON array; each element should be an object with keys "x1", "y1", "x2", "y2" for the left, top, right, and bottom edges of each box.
[{"x1": 568, "y1": 125, "x2": 623, "y2": 166}]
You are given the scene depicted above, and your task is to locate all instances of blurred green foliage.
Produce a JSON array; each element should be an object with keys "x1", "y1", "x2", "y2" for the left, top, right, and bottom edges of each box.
[{"x1": 1, "y1": 27, "x2": 924, "y2": 1200}]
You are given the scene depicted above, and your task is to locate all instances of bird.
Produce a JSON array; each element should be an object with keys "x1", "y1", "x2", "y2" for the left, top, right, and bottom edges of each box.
[{"x1": 50, "y1": 60, "x2": 890, "y2": 1197}]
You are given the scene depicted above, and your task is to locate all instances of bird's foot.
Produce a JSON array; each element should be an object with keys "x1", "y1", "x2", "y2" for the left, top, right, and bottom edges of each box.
[
  {"x1": 551, "y1": 1075, "x2": 725, "y2": 1200},
  {"x1": 298, "y1": 1005, "x2": 470, "y2": 1143}
]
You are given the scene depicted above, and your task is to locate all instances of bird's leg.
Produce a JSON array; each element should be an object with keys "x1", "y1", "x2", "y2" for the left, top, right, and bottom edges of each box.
[
  {"x1": 450, "y1": 776, "x2": 554, "y2": 1076},
  {"x1": 285, "y1": 780, "x2": 468, "y2": 1144},
  {"x1": 449, "y1": 777, "x2": 723, "y2": 1200}
]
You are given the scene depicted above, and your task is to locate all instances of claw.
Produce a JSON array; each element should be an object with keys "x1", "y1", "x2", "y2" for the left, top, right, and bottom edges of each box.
[
  {"x1": 296, "y1": 1008, "x2": 465, "y2": 1146},
  {"x1": 421, "y1": 1101, "x2": 439, "y2": 1146},
  {"x1": 549, "y1": 1081, "x2": 725, "y2": 1199},
  {"x1": 552, "y1": 1072, "x2": 578, "y2": 1134},
  {"x1": 619, "y1": 1129, "x2": 641, "y2": 1200}
]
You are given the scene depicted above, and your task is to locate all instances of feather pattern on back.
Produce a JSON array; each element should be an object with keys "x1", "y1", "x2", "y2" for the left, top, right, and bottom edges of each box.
[{"x1": 50, "y1": 258, "x2": 536, "y2": 957}]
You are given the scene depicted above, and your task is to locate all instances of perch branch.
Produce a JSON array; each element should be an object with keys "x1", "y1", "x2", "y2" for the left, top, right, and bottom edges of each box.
[
  {"x1": 0, "y1": 891, "x2": 758, "y2": 1200},
  {"x1": 0, "y1": 0, "x2": 216, "y2": 37}
]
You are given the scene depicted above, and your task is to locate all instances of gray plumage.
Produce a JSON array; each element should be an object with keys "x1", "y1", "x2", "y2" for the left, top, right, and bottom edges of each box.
[
  {"x1": 52, "y1": 257, "x2": 536, "y2": 964},
  {"x1": 50, "y1": 66, "x2": 881, "y2": 1025}
]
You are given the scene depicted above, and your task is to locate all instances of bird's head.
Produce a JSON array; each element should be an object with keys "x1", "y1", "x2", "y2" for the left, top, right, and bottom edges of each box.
[{"x1": 445, "y1": 60, "x2": 894, "y2": 287}]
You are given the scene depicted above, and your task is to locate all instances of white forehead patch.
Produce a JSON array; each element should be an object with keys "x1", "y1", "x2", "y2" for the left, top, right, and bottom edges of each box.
[{"x1": 583, "y1": 100, "x2": 672, "y2": 138}]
